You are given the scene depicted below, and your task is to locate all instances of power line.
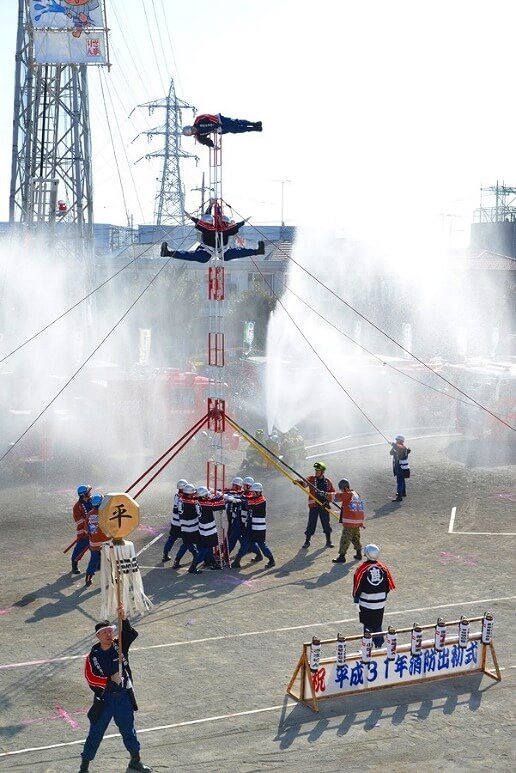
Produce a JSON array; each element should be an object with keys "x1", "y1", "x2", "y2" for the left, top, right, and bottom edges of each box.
[{"x1": 236, "y1": 214, "x2": 516, "y2": 434}]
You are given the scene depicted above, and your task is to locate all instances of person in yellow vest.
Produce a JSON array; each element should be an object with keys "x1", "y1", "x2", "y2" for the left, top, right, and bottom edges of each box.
[{"x1": 332, "y1": 479, "x2": 365, "y2": 564}]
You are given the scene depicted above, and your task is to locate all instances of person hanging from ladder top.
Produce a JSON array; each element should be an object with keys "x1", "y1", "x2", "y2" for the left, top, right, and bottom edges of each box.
[
  {"x1": 160, "y1": 201, "x2": 265, "y2": 260},
  {"x1": 182, "y1": 114, "x2": 262, "y2": 148}
]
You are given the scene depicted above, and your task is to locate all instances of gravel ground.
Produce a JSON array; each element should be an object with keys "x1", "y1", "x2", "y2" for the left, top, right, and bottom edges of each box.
[{"x1": 0, "y1": 433, "x2": 514, "y2": 772}]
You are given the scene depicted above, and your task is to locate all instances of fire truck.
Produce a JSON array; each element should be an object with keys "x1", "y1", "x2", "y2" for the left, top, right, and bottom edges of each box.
[{"x1": 442, "y1": 360, "x2": 516, "y2": 439}]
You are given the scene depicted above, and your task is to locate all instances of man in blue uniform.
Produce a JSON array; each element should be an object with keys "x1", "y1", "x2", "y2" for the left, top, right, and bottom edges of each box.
[
  {"x1": 79, "y1": 604, "x2": 151, "y2": 772},
  {"x1": 352, "y1": 544, "x2": 396, "y2": 648},
  {"x1": 182, "y1": 113, "x2": 262, "y2": 147},
  {"x1": 232, "y1": 482, "x2": 275, "y2": 569}
]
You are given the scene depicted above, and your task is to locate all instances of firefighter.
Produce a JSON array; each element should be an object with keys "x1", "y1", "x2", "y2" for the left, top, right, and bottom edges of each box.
[
  {"x1": 179, "y1": 485, "x2": 201, "y2": 574},
  {"x1": 232, "y1": 483, "x2": 275, "y2": 569},
  {"x1": 85, "y1": 495, "x2": 110, "y2": 587},
  {"x1": 161, "y1": 479, "x2": 197, "y2": 568},
  {"x1": 332, "y1": 479, "x2": 365, "y2": 564},
  {"x1": 296, "y1": 461, "x2": 335, "y2": 549},
  {"x1": 189, "y1": 487, "x2": 225, "y2": 572},
  {"x1": 71, "y1": 484, "x2": 93, "y2": 574},
  {"x1": 390, "y1": 434, "x2": 411, "y2": 502},
  {"x1": 79, "y1": 604, "x2": 151, "y2": 772},
  {"x1": 229, "y1": 477, "x2": 264, "y2": 562},
  {"x1": 182, "y1": 114, "x2": 262, "y2": 148},
  {"x1": 352, "y1": 544, "x2": 396, "y2": 648}
]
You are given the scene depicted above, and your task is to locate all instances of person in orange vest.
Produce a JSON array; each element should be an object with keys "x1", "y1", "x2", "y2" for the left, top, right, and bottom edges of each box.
[
  {"x1": 332, "y1": 479, "x2": 365, "y2": 564},
  {"x1": 71, "y1": 484, "x2": 93, "y2": 575},
  {"x1": 297, "y1": 461, "x2": 335, "y2": 549},
  {"x1": 85, "y1": 494, "x2": 110, "y2": 587}
]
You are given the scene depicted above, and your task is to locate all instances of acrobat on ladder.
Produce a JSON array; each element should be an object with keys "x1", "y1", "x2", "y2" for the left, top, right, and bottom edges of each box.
[{"x1": 176, "y1": 109, "x2": 263, "y2": 566}]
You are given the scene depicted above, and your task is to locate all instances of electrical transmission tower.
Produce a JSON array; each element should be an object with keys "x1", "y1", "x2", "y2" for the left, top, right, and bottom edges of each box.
[
  {"x1": 134, "y1": 78, "x2": 198, "y2": 226},
  {"x1": 9, "y1": 0, "x2": 109, "y2": 267}
]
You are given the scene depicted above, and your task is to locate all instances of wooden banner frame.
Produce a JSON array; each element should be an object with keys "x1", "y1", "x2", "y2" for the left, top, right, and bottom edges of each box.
[{"x1": 287, "y1": 615, "x2": 501, "y2": 712}]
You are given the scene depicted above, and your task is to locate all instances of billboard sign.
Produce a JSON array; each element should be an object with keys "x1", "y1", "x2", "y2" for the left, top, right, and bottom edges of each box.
[{"x1": 29, "y1": 1, "x2": 109, "y2": 65}]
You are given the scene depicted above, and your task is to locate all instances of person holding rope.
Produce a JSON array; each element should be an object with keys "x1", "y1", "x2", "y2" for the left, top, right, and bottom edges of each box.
[
  {"x1": 71, "y1": 484, "x2": 93, "y2": 575},
  {"x1": 332, "y1": 478, "x2": 365, "y2": 564},
  {"x1": 79, "y1": 604, "x2": 151, "y2": 772},
  {"x1": 296, "y1": 461, "x2": 335, "y2": 550}
]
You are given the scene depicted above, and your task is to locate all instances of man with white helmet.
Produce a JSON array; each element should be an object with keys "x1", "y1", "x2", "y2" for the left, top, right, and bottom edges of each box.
[
  {"x1": 71, "y1": 484, "x2": 93, "y2": 575},
  {"x1": 161, "y1": 479, "x2": 196, "y2": 568},
  {"x1": 228, "y1": 476, "x2": 263, "y2": 563},
  {"x1": 232, "y1": 482, "x2": 275, "y2": 569},
  {"x1": 352, "y1": 544, "x2": 396, "y2": 648},
  {"x1": 178, "y1": 485, "x2": 200, "y2": 574},
  {"x1": 390, "y1": 434, "x2": 411, "y2": 502},
  {"x1": 189, "y1": 487, "x2": 226, "y2": 573}
]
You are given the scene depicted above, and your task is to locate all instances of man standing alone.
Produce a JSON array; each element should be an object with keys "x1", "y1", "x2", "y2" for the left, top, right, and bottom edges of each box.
[{"x1": 352, "y1": 544, "x2": 396, "y2": 648}]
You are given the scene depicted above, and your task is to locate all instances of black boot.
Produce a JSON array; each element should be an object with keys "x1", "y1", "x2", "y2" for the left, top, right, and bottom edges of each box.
[
  {"x1": 354, "y1": 551, "x2": 362, "y2": 560},
  {"x1": 172, "y1": 559, "x2": 180, "y2": 569},
  {"x1": 325, "y1": 537, "x2": 334, "y2": 548},
  {"x1": 250, "y1": 554, "x2": 263, "y2": 563},
  {"x1": 232, "y1": 557, "x2": 241, "y2": 569},
  {"x1": 85, "y1": 574, "x2": 92, "y2": 587},
  {"x1": 392, "y1": 495, "x2": 403, "y2": 502},
  {"x1": 160, "y1": 241, "x2": 175, "y2": 257},
  {"x1": 162, "y1": 554, "x2": 170, "y2": 563},
  {"x1": 265, "y1": 558, "x2": 276, "y2": 568},
  {"x1": 332, "y1": 555, "x2": 346, "y2": 563},
  {"x1": 78, "y1": 758, "x2": 89, "y2": 772},
  {"x1": 128, "y1": 755, "x2": 152, "y2": 772},
  {"x1": 188, "y1": 563, "x2": 202, "y2": 574},
  {"x1": 302, "y1": 538, "x2": 310, "y2": 549},
  {"x1": 71, "y1": 560, "x2": 80, "y2": 575}
]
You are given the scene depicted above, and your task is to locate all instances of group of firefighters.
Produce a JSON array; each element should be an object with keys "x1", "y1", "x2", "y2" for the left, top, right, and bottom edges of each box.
[
  {"x1": 70, "y1": 474, "x2": 276, "y2": 585},
  {"x1": 160, "y1": 475, "x2": 275, "y2": 572}
]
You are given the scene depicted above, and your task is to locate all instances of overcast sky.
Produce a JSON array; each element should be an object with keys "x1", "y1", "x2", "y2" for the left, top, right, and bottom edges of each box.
[{"x1": 1, "y1": 1, "x2": 516, "y2": 248}]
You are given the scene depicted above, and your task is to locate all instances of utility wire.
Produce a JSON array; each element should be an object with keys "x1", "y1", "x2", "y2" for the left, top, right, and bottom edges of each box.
[
  {"x1": 0, "y1": 226, "x2": 197, "y2": 366},
  {"x1": 0, "y1": 254, "x2": 177, "y2": 464},
  {"x1": 244, "y1": 259, "x2": 390, "y2": 442},
  {"x1": 238, "y1": 214, "x2": 515, "y2": 433}
]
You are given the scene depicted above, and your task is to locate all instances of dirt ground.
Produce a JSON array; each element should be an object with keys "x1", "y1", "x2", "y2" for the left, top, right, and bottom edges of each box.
[{"x1": 0, "y1": 433, "x2": 515, "y2": 772}]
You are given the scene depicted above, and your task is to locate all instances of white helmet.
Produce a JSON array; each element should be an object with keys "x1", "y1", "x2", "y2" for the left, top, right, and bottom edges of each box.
[
  {"x1": 177, "y1": 479, "x2": 188, "y2": 489},
  {"x1": 364, "y1": 544, "x2": 380, "y2": 561},
  {"x1": 183, "y1": 484, "x2": 196, "y2": 495},
  {"x1": 231, "y1": 477, "x2": 243, "y2": 487},
  {"x1": 242, "y1": 476, "x2": 254, "y2": 487},
  {"x1": 196, "y1": 486, "x2": 210, "y2": 498},
  {"x1": 395, "y1": 434, "x2": 405, "y2": 442},
  {"x1": 250, "y1": 482, "x2": 263, "y2": 493},
  {"x1": 182, "y1": 125, "x2": 195, "y2": 136}
]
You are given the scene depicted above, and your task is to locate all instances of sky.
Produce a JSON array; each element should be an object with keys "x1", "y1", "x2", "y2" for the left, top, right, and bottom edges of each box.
[{"x1": 2, "y1": 1, "x2": 516, "y2": 247}]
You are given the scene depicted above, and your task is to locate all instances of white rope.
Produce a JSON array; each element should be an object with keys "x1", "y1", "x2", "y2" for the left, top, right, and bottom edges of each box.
[{"x1": 100, "y1": 541, "x2": 153, "y2": 619}]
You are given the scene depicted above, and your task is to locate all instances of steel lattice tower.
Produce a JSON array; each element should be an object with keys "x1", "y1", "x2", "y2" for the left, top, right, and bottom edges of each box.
[
  {"x1": 9, "y1": 0, "x2": 102, "y2": 270},
  {"x1": 135, "y1": 78, "x2": 198, "y2": 226}
]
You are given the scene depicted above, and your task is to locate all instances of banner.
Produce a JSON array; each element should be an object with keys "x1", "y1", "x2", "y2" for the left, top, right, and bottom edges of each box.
[
  {"x1": 139, "y1": 329, "x2": 152, "y2": 366},
  {"x1": 305, "y1": 638, "x2": 481, "y2": 698},
  {"x1": 29, "y1": 1, "x2": 108, "y2": 64}
]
